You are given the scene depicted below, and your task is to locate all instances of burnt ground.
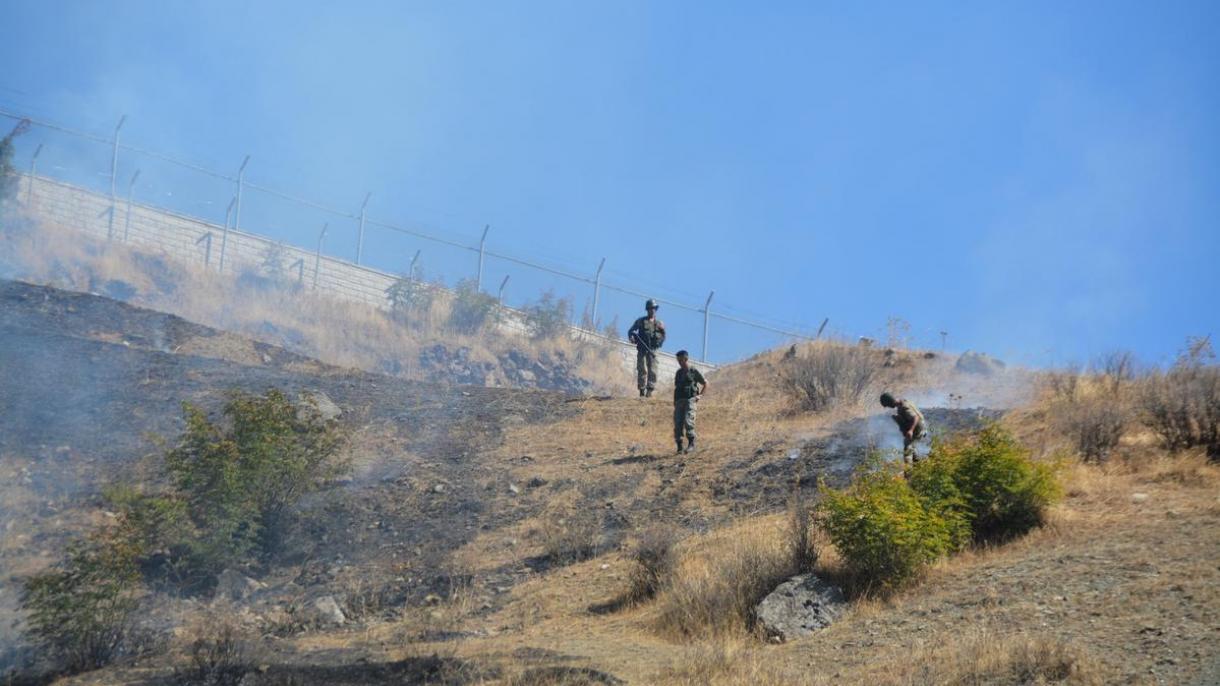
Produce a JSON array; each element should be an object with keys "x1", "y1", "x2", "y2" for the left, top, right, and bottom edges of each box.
[
  {"x1": 0, "y1": 279, "x2": 577, "y2": 676},
  {"x1": 0, "y1": 280, "x2": 1018, "y2": 684}
]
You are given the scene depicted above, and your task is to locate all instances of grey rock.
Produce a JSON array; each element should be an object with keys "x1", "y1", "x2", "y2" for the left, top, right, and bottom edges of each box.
[
  {"x1": 299, "y1": 595, "x2": 346, "y2": 626},
  {"x1": 216, "y1": 569, "x2": 266, "y2": 602},
  {"x1": 299, "y1": 391, "x2": 342, "y2": 422},
  {"x1": 755, "y1": 574, "x2": 846, "y2": 642},
  {"x1": 955, "y1": 351, "x2": 1006, "y2": 376}
]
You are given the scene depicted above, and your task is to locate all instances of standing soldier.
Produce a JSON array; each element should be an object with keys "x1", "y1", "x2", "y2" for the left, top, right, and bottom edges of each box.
[
  {"x1": 880, "y1": 392, "x2": 927, "y2": 465},
  {"x1": 627, "y1": 299, "x2": 666, "y2": 397},
  {"x1": 673, "y1": 350, "x2": 707, "y2": 454}
]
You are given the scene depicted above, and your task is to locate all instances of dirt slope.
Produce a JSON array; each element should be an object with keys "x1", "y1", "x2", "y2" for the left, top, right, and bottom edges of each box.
[{"x1": 3, "y1": 280, "x2": 1217, "y2": 685}]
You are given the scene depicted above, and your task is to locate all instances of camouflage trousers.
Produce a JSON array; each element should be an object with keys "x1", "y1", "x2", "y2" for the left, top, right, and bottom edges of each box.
[
  {"x1": 894, "y1": 417, "x2": 927, "y2": 465},
  {"x1": 636, "y1": 349, "x2": 658, "y2": 392},
  {"x1": 674, "y1": 397, "x2": 698, "y2": 441}
]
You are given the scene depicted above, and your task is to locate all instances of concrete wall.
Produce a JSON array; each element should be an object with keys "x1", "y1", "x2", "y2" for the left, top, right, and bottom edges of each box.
[{"x1": 20, "y1": 174, "x2": 699, "y2": 380}]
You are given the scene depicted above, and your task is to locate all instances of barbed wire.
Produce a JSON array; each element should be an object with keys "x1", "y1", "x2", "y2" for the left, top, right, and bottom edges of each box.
[{"x1": 1, "y1": 107, "x2": 826, "y2": 350}]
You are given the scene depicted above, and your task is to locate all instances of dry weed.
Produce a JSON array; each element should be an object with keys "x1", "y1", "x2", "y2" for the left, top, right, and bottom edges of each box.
[{"x1": 654, "y1": 519, "x2": 798, "y2": 639}]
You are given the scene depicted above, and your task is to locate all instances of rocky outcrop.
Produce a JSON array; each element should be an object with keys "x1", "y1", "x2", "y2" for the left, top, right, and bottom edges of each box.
[
  {"x1": 755, "y1": 574, "x2": 846, "y2": 642},
  {"x1": 955, "y1": 350, "x2": 1006, "y2": 376}
]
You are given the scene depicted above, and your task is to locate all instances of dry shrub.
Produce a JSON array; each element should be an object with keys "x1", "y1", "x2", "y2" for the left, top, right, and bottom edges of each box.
[
  {"x1": 626, "y1": 527, "x2": 677, "y2": 603},
  {"x1": 654, "y1": 522, "x2": 797, "y2": 638},
  {"x1": 1057, "y1": 396, "x2": 1127, "y2": 463},
  {"x1": 653, "y1": 640, "x2": 817, "y2": 686},
  {"x1": 891, "y1": 633, "x2": 1106, "y2": 686},
  {"x1": 1138, "y1": 337, "x2": 1220, "y2": 460},
  {"x1": 782, "y1": 341, "x2": 877, "y2": 412},
  {"x1": 786, "y1": 486, "x2": 817, "y2": 573},
  {"x1": 180, "y1": 619, "x2": 248, "y2": 686},
  {"x1": 540, "y1": 505, "x2": 602, "y2": 566},
  {"x1": 1044, "y1": 354, "x2": 1139, "y2": 462}
]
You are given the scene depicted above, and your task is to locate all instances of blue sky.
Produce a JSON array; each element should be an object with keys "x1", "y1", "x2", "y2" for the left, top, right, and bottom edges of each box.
[{"x1": 2, "y1": 1, "x2": 1217, "y2": 366}]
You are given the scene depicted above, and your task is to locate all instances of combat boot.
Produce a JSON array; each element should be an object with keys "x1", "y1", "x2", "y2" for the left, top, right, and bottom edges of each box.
[
  {"x1": 684, "y1": 437, "x2": 696, "y2": 453},
  {"x1": 639, "y1": 389, "x2": 647, "y2": 397},
  {"x1": 645, "y1": 388, "x2": 653, "y2": 398},
  {"x1": 675, "y1": 439, "x2": 684, "y2": 454}
]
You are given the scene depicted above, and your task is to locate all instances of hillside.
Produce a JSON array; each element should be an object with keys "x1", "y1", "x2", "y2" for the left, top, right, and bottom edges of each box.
[{"x1": 1, "y1": 281, "x2": 1217, "y2": 685}]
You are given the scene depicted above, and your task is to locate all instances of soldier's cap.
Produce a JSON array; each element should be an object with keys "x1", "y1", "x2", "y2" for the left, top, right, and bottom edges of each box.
[{"x1": 676, "y1": 350, "x2": 689, "y2": 359}]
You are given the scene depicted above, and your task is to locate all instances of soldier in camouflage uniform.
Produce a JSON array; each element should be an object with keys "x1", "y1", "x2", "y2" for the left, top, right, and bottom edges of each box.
[
  {"x1": 880, "y1": 392, "x2": 927, "y2": 465},
  {"x1": 673, "y1": 350, "x2": 707, "y2": 454},
  {"x1": 627, "y1": 299, "x2": 666, "y2": 397}
]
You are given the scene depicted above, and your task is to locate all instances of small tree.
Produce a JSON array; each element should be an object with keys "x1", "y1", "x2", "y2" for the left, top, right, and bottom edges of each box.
[
  {"x1": 0, "y1": 119, "x2": 30, "y2": 206},
  {"x1": 447, "y1": 278, "x2": 501, "y2": 334},
  {"x1": 21, "y1": 534, "x2": 141, "y2": 673},
  {"x1": 523, "y1": 289, "x2": 572, "y2": 340},
  {"x1": 385, "y1": 268, "x2": 434, "y2": 321}
]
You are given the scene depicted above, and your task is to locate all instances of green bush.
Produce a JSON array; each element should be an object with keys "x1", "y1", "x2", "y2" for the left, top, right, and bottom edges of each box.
[
  {"x1": 0, "y1": 119, "x2": 29, "y2": 206},
  {"x1": 385, "y1": 270, "x2": 434, "y2": 320},
  {"x1": 21, "y1": 534, "x2": 141, "y2": 673},
  {"x1": 818, "y1": 462, "x2": 961, "y2": 591},
  {"x1": 911, "y1": 425, "x2": 1060, "y2": 543},
  {"x1": 112, "y1": 389, "x2": 345, "y2": 587},
  {"x1": 522, "y1": 290, "x2": 572, "y2": 340},
  {"x1": 447, "y1": 278, "x2": 501, "y2": 334}
]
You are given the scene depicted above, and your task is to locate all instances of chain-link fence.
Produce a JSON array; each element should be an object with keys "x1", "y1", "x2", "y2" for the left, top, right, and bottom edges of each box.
[{"x1": 2, "y1": 108, "x2": 831, "y2": 364}]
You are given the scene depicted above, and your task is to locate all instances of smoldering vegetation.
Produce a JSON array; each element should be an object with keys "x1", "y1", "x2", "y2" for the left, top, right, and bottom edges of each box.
[{"x1": 0, "y1": 218, "x2": 630, "y2": 396}]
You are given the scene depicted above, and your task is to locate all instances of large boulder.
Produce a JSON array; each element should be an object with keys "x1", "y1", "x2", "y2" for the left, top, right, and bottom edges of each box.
[
  {"x1": 755, "y1": 574, "x2": 846, "y2": 642},
  {"x1": 298, "y1": 594, "x2": 347, "y2": 626},
  {"x1": 298, "y1": 391, "x2": 342, "y2": 422},
  {"x1": 215, "y1": 568, "x2": 266, "y2": 601},
  {"x1": 955, "y1": 350, "x2": 1006, "y2": 376}
]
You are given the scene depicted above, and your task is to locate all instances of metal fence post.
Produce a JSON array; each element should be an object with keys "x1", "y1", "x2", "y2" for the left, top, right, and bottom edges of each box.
[
  {"x1": 196, "y1": 231, "x2": 213, "y2": 267},
  {"x1": 122, "y1": 170, "x2": 140, "y2": 242},
  {"x1": 313, "y1": 222, "x2": 328, "y2": 289},
  {"x1": 702, "y1": 290, "x2": 715, "y2": 362},
  {"x1": 591, "y1": 257, "x2": 606, "y2": 327},
  {"x1": 815, "y1": 317, "x2": 829, "y2": 340},
  {"x1": 409, "y1": 249, "x2": 421, "y2": 279},
  {"x1": 356, "y1": 192, "x2": 371, "y2": 265},
  {"x1": 476, "y1": 224, "x2": 490, "y2": 291},
  {"x1": 498, "y1": 275, "x2": 510, "y2": 305},
  {"x1": 26, "y1": 143, "x2": 42, "y2": 205},
  {"x1": 234, "y1": 155, "x2": 250, "y2": 233},
  {"x1": 219, "y1": 197, "x2": 235, "y2": 273},
  {"x1": 107, "y1": 115, "x2": 126, "y2": 239}
]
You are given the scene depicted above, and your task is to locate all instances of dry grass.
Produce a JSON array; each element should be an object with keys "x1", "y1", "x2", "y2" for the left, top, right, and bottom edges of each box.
[
  {"x1": 651, "y1": 632, "x2": 1105, "y2": 685},
  {"x1": 653, "y1": 517, "x2": 799, "y2": 639},
  {"x1": 3, "y1": 220, "x2": 631, "y2": 392}
]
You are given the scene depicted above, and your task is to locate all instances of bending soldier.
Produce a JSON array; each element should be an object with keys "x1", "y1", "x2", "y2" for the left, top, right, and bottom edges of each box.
[
  {"x1": 627, "y1": 299, "x2": 666, "y2": 397},
  {"x1": 880, "y1": 392, "x2": 927, "y2": 465},
  {"x1": 673, "y1": 350, "x2": 707, "y2": 454}
]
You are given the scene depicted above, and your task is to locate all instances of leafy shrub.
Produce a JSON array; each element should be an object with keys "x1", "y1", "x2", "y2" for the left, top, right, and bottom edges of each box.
[
  {"x1": 911, "y1": 425, "x2": 1060, "y2": 543},
  {"x1": 115, "y1": 389, "x2": 345, "y2": 587},
  {"x1": 1138, "y1": 337, "x2": 1220, "y2": 460},
  {"x1": 627, "y1": 528, "x2": 677, "y2": 602},
  {"x1": 0, "y1": 119, "x2": 29, "y2": 206},
  {"x1": 385, "y1": 270, "x2": 434, "y2": 320},
  {"x1": 447, "y1": 278, "x2": 501, "y2": 334},
  {"x1": 782, "y1": 342, "x2": 877, "y2": 412},
  {"x1": 21, "y1": 534, "x2": 141, "y2": 673},
  {"x1": 819, "y1": 464, "x2": 961, "y2": 592},
  {"x1": 523, "y1": 290, "x2": 572, "y2": 340}
]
